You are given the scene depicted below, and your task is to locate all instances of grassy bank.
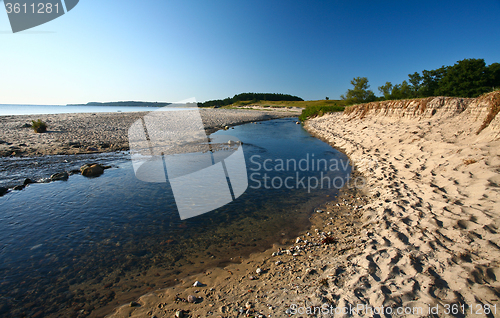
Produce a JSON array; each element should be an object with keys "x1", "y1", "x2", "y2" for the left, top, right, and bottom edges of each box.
[
  {"x1": 220, "y1": 99, "x2": 346, "y2": 121},
  {"x1": 229, "y1": 99, "x2": 343, "y2": 108}
]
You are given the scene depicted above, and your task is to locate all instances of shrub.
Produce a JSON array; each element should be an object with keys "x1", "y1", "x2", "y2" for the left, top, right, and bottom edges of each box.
[
  {"x1": 31, "y1": 119, "x2": 47, "y2": 133},
  {"x1": 299, "y1": 105, "x2": 345, "y2": 122}
]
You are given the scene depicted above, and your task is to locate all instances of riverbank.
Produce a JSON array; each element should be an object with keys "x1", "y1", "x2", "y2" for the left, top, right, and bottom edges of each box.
[
  {"x1": 0, "y1": 108, "x2": 299, "y2": 157},
  {"x1": 108, "y1": 92, "x2": 500, "y2": 318}
]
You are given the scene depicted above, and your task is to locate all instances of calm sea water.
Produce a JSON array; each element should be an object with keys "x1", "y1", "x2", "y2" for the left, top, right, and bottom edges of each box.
[
  {"x1": 0, "y1": 104, "x2": 186, "y2": 116},
  {"x1": 0, "y1": 118, "x2": 351, "y2": 317}
]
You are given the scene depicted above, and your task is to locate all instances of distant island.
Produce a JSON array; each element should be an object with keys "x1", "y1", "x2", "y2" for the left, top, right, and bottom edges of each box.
[{"x1": 67, "y1": 101, "x2": 171, "y2": 107}]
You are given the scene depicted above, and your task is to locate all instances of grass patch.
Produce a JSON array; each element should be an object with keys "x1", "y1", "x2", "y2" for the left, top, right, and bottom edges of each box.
[
  {"x1": 299, "y1": 103, "x2": 345, "y2": 122},
  {"x1": 31, "y1": 119, "x2": 47, "y2": 133}
]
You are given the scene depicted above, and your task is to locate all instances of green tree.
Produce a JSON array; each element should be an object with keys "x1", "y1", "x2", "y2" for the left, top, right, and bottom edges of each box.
[
  {"x1": 488, "y1": 62, "x2": 500, "y2": 90},
  {"x1": 390, "y1": 80, "x2": 413, "y2": 100},
  {"x1": 378, "y1": 82, "x2": 393, "y2": 100},
  {"x1": 408, "y1": 72, "x2": 423, "y2": 97},
  {"x1": 435, "y1": 58, "x2": 490, "y2": 97},
  {"x1": 340, "y1": 77, "x2": 376, "y2": 105},
  {"x1": 419, "y1": 66, "x2": 448, "y2": 97}
]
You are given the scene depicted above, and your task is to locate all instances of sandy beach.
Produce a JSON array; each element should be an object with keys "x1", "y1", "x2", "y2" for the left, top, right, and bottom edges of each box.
[
  {"x1": 107, "y1": 92, "x2": 500, "y2": 318},
  {"x1": 0, "y1": 108, "x2": 299, "y2": 158}
]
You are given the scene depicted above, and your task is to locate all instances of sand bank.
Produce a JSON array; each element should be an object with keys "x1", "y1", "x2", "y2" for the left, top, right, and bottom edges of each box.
[{"x1": 108, "y1": 92, "x2": 500, "y2": 317}]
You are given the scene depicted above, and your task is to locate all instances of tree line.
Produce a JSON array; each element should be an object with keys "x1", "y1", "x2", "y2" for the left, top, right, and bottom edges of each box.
[
  {"x1": 198, "y1": 92, "x2": 303, "y2": 107},
  {"x1": 341, "y1": 58, "x2": 500, "y2": 105}
]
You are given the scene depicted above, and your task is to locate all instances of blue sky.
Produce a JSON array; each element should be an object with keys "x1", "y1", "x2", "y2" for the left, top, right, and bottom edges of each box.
[{"x1": 1, "y1": 0, "x2": 499, "y2": 104}]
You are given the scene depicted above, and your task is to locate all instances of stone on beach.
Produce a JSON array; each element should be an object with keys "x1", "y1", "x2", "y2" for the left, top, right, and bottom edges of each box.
[
  {"x1": 192, "y1": 281, "x2": 204, "y2": 287},
  {"x1": 174, "y1": 310, "x2": 185, "y2": 318},
  {"x1": 187, "y1": 295, "x2": 197, "y2": 303}
]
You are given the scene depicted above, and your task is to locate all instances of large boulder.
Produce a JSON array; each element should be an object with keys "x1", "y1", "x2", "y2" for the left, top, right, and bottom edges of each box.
[{"x1": 80, "y1": 163, "x2": 105, "y2": 177}]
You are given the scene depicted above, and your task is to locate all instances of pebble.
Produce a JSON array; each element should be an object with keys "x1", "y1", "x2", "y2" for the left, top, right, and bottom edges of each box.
[
  {"x1": 256, "y1": 268, "x2": 262, "y2": 274},
  {"x1": 193, "y1": 281, "x2": 204, "y2": 287},
  {"x1": 275, "y1": 260, "x2": 283, "y2": 265},
  {"x1": 187, "y1": 295, "x2": 197, "y2": 303},
  {"x1": 175, "y1": 310, "x2": 185, "y2": 318}
]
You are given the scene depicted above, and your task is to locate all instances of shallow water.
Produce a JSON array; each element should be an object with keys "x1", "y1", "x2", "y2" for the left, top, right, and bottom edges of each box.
[{"x1": 0, "y1": 118, "x2": 351, "y2": 317}]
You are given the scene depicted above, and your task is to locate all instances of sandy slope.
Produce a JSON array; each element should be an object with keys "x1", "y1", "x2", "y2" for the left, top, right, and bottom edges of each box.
[
  {"x1": 107, "y1": 92, "x2": 500, "y2": 318},
  {"x1": 303, "y1": 92, "x2": 500, "y2": 317}
]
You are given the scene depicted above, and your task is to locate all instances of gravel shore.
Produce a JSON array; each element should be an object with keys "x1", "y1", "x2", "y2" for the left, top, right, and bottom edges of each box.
[{"x1": 0, "y1": 108, "x2": 299, "y2": 157}]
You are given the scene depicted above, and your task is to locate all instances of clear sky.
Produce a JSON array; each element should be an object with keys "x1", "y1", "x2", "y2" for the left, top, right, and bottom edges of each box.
[{"x1": 1, "y1": 0, "x2": 499, "y2": 104}]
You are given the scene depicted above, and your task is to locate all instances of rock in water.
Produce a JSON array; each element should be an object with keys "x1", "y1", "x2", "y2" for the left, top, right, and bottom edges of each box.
[
  {"x1": 0, "y1": 187, "x2": 8, "y2": 196},
  {"x1": 23, "y1": 178, "x2": 35, "y2": 185},
  {"x1": 50, "y1": 172, "x2": 69, "y2": 181},
  {"x1": 81, "y1": 164, "x2": 105, "y2": 177}
]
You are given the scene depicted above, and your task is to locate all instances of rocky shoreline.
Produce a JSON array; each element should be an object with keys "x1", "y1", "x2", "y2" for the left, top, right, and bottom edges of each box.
[
  {"x1": 0, "y1": 108, "x2": 299, "y2": 158},
  {"x1": 0, "y1": 108, "x2": 299, "y2": 195}
]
